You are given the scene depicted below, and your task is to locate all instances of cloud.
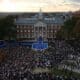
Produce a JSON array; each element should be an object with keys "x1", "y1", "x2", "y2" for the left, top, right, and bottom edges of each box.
[
  {"x1": 70, "y1": 0, "x2": 80, "y2": 2},
  {"x1": 0, "y1": 0, "x2": 80, "y2": 12},
  {"x1": 65, "y1": 0, "x2": 80, "y2": 5},
  {"x1": 13, "y1": 0, "x2": 65, "y2": 5}
]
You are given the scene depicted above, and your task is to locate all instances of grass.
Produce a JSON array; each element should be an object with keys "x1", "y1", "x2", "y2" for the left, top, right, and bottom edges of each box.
[{"x1": 51, "y1": 67, "x2": 80, "y2": 78}]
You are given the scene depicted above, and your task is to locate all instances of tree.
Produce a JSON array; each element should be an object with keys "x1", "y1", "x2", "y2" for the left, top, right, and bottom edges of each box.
[
  {"x1": 57, "y1": 16, "x2": 80, "y2": 40},
  {"x1": 63, "y1": 17, "x2": 77, "y2": 39},
  {"x1": 0, "y1": 15, "x2": 16, "y2": 40},
  {"x1": 72, "y1": 20, "x2": 80, "y2": 39}
]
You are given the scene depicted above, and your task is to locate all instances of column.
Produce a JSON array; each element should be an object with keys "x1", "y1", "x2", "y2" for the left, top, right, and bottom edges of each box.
[
  {"x1": 34, "y1": 26, "x2": 36, "y2": 40},
  {"x1": 38, "y1": 26, "x2": 39, "y2": 38},
  {"x1": 42, "y1": 26, "x2": 43, "y2": 38}
]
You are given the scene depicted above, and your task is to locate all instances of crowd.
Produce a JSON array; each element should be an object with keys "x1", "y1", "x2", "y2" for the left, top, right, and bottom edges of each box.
[{"x1": 0, "y1": 39, "x2": 79, "y2": 80}]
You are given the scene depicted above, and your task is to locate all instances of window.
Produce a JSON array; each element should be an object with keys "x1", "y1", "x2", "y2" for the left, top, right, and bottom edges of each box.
[
  {"x1": 17, "y1": 30, "x2": 19, "y2": 32},
  {"x1": 55, "y1": 30, "x2": 57, "y2": 33},
  {"x1": 32, "y1": 30, "x2": 34, "y2": 32},
  {"x1": 28, "y1": 30, "x2": 30, "y2": 32},
  {"x1": 21, "y1": 30, "x2": 23, "y2": 32},
  {"x1": 24, "y1": 26, "x2": 26, "y2": 29},
  {"x1": 30, "y1": 34, "x2": 33, "y2": 38},
  {"x1": 43, "y1": 32, "x2": 45, "y2": 35},
  {"x1": 35, "y1": 27, "x2": 38, "y2": 31},
  {"x1": 17, "y1": 35, "x2": 20, "y2": 38},
  {"x1": 32, "y1": 26, "x2": 34, "y2": 29},
  {"x1": 51, "y1": 30, "x2": 53, "y2": 32},
  {"x1": 43, "y1": 27, "x2": 45, "y2": 30},
  {"x1": 20, "y1": 34, "x2": 23, "y2": 38},
  {"x1": 24, "y1": 30, "x2": 26, "y2": 32},
  {"x1": 39, "y1": 27, "x2": 42, "y2": 30},
  {"x1": 55, "y1": 25, "x2": 57, "y2": 29},
  {"x1": 24, "y1": 35, "x2": 27, "y2": 38},
  {"x1": 17, "y1": 25, "x2": 19, "y2": 28}
]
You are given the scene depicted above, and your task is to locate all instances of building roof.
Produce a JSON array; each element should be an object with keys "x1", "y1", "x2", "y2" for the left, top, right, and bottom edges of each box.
[{"x1": 15, "y1": 11, "x2": 71, "y2": 26}]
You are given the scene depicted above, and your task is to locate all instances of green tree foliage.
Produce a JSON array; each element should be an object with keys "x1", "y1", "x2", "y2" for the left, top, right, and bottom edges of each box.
[
  {"x1": 63, "y1": 17, "x2": 77, "y2": 39},
  {"x1": 72, "y1": 20, "x2": 80, "y2": 39},
  {"x1": 0, "y1": 15, "x2": 16, "y2": 40},
  {"x1": 57, "y1": 17, "x2": 80, "y2": 39}
]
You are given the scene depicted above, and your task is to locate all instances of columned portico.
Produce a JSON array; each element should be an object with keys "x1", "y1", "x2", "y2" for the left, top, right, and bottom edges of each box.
[{"x1": 34, "y1": 21, "x2": 47, "y2": 41}]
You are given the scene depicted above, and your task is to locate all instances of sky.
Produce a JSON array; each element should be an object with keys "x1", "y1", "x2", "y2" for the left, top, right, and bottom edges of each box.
[{"x1": 0, "y1": 0, "x2": 80, "y2": 12}]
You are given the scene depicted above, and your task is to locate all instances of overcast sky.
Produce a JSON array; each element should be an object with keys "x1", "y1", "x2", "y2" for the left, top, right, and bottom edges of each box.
[{"x1": 0, "y1": 0, "x2": 80, "y2": 12}]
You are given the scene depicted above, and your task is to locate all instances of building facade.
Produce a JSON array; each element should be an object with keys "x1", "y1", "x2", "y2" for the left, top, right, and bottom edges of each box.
[{"x1": 15, "y1": 10, "x2": 71, "y2": 41}]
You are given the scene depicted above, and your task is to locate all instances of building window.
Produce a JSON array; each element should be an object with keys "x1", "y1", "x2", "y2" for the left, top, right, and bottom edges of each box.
[
  {"x1": 21, "y1": 25, "x2": 22, "y2": 27},
  {"x1": 35, "y1": 27, "x2": 38, "y2": 31},
  {"x1": 51, "y1": 30, "x2": 53, "y2": 32},
  {"x1": 43, "y1": 32, "x2": 45, "y2": 35},
  {"x1": 55, "y1": 25, "x2": 57, "y2": 29},
  {"x1": 24, "y1": 26, "x2": 26, "y2": 29},
  {"x1": 28, "y1": 30, "x2": 30, "y2": 32},
  {"x1": 24, "y1": 35, "x2": 27, "y2": 38},
  {"x1": 20, "y1": 34, "x2": 23, "y2": 38},
  {"x1": 43, "y1": 27, "x2": 45, "y2": 30},
  {"x1": 24, "y1": 30, "x2": 26, "y2": 32},
  {"x1": 51, "y1": 26, "x2": 53, "y2": 29},
  {"x1": 21, "y1": 30, "x2": 23, "y2": 32},
  {"x1": 17, "y1": 30, "x2": 19, "y2": 32},
  {"x1": 17, "y1": 25, "x2": 19, "y2": 28},
  {"x1": 30, "y1": 34, "x2": 32, "y2": 38},
  {"x1": 32, "y1": 26, "x2": 34, "y2": 29},
  {"x1": 17, "y1": 35, "x2": 20, "y2": 38},
  {"x1": 39, "y1": 27, "x2": 42, "y2": 30},
  {"x1": 32, "y1": 30, "x2": 34, "y2": 32},
  {"x1": 55, "y1": 30, "x2": 57, "y2": 33}
]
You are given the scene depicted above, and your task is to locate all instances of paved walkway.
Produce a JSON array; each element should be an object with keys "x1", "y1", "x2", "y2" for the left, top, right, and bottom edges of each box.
[
  {"x1": 58, "y1": 65, "x2": 80, "y2": 73},
  {"x1": 32, "y1": 68, "x2": 50, "y2": 74}
]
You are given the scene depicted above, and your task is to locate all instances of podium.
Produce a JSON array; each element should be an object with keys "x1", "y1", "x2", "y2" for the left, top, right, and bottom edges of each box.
[{"x1": 32, "y1": 36, "x2": 48, "y2": 51}]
